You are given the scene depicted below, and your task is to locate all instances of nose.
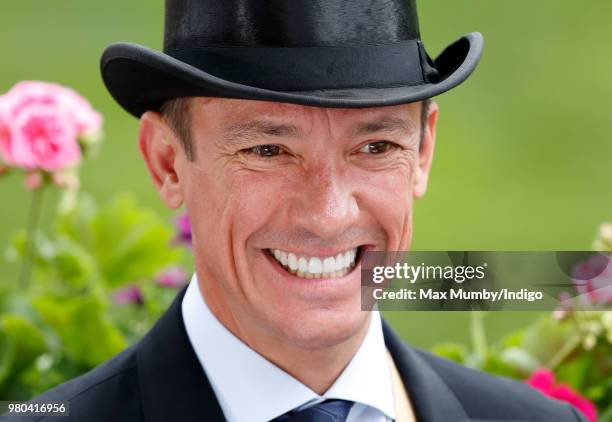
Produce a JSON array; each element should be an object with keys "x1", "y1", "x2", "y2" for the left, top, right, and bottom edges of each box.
[{"x1": 288, "y1": 163, "x2": 359, "y2": 240}]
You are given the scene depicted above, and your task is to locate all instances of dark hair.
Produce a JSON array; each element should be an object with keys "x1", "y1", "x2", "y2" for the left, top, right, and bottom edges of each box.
[
  {"x1": 159, "y1": 97, "x2": 195, "y2": 160},
  {"x1": 420, "y1": 98, "x2": 432, "y2": 150},
  {"x1": 160, "y1": 97, "x2": 432, "y2": 161}
]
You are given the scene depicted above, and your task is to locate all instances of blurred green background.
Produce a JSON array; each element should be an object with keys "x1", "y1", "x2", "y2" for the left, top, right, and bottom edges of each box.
[{"x1": 0, "y1": 0, "x2": 610, "y2": 349}]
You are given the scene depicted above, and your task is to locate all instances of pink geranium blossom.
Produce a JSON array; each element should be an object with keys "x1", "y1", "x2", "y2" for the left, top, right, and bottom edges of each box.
[
  {"x1": 572, "y1": 254, "x2": 612, "y2": 306},
  {"x1": 0, "y1": 81, "x2": 102, "y2": 134},
  {"x1": 0, "y1": 81, "x2": 102, "y2": 171},
  {"x1": 526, "y1": 369, "x2": 597, "y2": 421},
  {"x1": 3, "y1": 103, "x2": 80, "y2": 170},
  {"x1": 111, "y1": 285, "x2": 144, "y2": 306},
  {"x1": 173, "y1": 212, "x2": 192, "y2": 248},
  {"x1": 155, "y1": 265, "x2": 189, "y2": 288}
]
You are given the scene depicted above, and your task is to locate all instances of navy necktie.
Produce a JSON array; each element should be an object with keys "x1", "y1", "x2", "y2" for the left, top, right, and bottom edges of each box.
[{"x1": 272, "y1": 399, "x2": 354, "y2": 422}]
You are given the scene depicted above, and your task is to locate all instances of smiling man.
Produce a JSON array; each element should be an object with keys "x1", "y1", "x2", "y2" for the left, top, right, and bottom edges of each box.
[
  {"x1": 13, "y1": 1, "x2": 591, "y2": 422},
  {"x1": 143, "y1": 97, "x2": 434, "y2": 402}
]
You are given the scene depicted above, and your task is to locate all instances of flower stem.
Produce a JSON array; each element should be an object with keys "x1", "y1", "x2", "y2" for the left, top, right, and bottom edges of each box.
[
  {"x1": 546, "y1": 334, "x2": 581, "y2": 370},
  {"x1": 18, "y1": 185, "x2": 45, "y2": 289},
  {"x1": 471, "y1": 311, "x2": 488, "y2": 359}
]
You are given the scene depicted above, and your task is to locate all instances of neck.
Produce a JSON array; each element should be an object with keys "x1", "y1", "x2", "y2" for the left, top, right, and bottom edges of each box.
[{"x1": 199, "y1": 280, "x2": 371, "y2": 395}]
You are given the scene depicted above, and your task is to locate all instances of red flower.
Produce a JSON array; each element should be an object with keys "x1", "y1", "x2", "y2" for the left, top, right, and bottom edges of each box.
[{"x1": 525, "y1": 369, "x2": 597, "y2": 421}]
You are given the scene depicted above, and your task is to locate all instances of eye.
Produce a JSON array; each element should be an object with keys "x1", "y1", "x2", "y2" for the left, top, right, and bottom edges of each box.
[
  {"x1": 358, "y1": 140, "x2": 399, "y2": 154},
  {"x1": 243, "y1": 144, "x2": 284, "y2": 157}
]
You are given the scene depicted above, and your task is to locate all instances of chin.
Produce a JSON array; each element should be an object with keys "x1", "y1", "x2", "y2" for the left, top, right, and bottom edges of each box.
[
  {"x1": 272, "y1": 305, "x2": 370, "y2": 351},
  {"x1": 242, "y1": 243, "x2": 374, "y2": 349}
]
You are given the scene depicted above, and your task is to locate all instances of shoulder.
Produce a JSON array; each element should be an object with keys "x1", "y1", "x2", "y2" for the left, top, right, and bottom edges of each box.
[
  {"x1": 5, "y1": 343, "x2": 142, "y2": 422},
  {"x1": 414, "y1": 347, "x2": 588, "y2": 421}
]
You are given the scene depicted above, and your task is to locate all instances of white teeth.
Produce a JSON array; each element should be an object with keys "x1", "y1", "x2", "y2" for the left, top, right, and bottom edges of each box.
[
  {"x1": 298, "y1": 257, "x2": 308, "y2": 273},
  {"x1": 334, "y1": 253, "x2": 344, "y2": 271},
  {"x1": 323, "y1": 257, "x2": 335, "y2": 273},
  {"x1": 268, "y1": 247, "x2": 359, "y2": 279},
  {"x1": 308, "y1": 257, "x2": 322, "y2": 274},
  {"x1": 288, "y1": 253, "x2": 298, "y2": 271},
  {"x1": 342, "y1": 251, "x2": 350, "y2": 268}
]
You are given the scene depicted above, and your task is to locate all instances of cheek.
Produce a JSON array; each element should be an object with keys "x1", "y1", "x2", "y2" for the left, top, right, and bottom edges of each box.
[
  {"x1": 352, "y1": 164, "x2": 416, "y2": 247},
  {"x1": 185, "y1": 159, "x2": 292, "y2": 272},
  {"x1": 227, "y1": 171, "x2": 288, "y2": 239},
  {"x1": 183, "y1": 167, "x2": 227, "y2": 270},
  {"x1": 217, "y1": 167, "x2": 293, "y2": 250}
]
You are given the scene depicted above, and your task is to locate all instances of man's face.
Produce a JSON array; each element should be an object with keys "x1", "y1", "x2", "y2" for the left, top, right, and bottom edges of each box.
[{"x1": 141, "y1": 98, "x2": 437, "y2": 351}]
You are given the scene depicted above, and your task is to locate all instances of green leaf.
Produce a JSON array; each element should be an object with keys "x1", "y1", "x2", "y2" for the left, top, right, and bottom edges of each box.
[
  {"x1": 501, "y1": 329, "x2": 525, "y2": 349},
  {"x1": 2, "y1": 315, "x2": 46, "y2": 372},
  {"x1": 60, "y1": 192, "x2": 179, "y2": 288},
  {"x1": 555, "y1": 353, "x2": 593, "y2": 392},
  {"x1": 431, "y1": 342, "x2": 468, "y2": 363},
  {"x1": 46, "y1": 236, "x2": 97, "y2": 290},
  {"x1": 520, "y1": 315, "x2": 573, "y2": 365},
  {"x1": 479, "y1": 352, "x2": 524, "y2": 379},
  {"x1": 0, "y1": 315, "x2": 46, "y2": 385},
  {"x1": 32, "y1": 294, "x2": 126, "y2": 367},
  {"x1": 86, "y1": 194, "x2": 178, "y2": 288},
  {"x1": 5, "y1": 230, "x2": 59, "y2": 285},
  {"x1": 55, "y1": 192, "x2": 98, "y2": 248},
  {"x1": 499, "y1": 347, "x2": 540, "y2": 377},
  {"x1": 0, "y1": 326, "x2": 13, "y2": 384}
]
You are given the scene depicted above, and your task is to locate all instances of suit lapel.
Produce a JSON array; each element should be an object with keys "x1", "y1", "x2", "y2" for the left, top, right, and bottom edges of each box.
[
  {"x1": 383, "y1": 319, "x2": 469, "y2": 422},
  {"x1": 136, "y1": 285, "x2": 226, "y2": 422}
]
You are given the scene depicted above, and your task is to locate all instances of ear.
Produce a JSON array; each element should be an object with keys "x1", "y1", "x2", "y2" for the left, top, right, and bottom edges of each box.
[
  {"x1": 413, "y1": 101, "x2": 439, "y2": 198},
  {"x1": 138, "y1": 111, "x2": 184, "y2": 209}
]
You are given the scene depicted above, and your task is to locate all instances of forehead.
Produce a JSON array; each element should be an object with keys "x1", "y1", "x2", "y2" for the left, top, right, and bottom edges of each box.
[{"x1": 190, "y1": 97, "x2": 420, "y2": 129}]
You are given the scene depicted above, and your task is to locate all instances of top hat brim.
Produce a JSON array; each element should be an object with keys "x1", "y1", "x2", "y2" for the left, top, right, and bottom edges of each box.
[{"x1": 101, "y1": 32, "x2": 483, "y2": 118}]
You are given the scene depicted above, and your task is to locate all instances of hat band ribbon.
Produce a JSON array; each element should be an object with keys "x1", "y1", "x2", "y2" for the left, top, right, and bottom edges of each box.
[{"x1": 166, "y1": 39, "x2": 438, "y2": 91}]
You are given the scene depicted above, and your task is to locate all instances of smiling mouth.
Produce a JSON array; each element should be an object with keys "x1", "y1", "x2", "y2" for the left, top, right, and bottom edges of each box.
[{"x1": 266, "y1": 246, "x2": 362, "y2": 279}]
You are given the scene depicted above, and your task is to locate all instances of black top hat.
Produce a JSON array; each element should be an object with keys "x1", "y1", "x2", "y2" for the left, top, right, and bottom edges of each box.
[{"x1": 101, "y1": 0, "x2": 483, "y2": 117}]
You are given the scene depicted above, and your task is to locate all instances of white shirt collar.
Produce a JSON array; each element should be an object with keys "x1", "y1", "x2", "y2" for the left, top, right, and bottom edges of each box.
[{"x1": 181, "y1": 272, "x2": 395, "y2": 422}]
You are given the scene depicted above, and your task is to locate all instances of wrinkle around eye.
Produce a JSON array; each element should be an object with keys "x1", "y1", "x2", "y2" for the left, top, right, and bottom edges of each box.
[
  {"x1": 228, "y1": 147, "x2": 297, "y2": 172},
  {"x1": 350, "y1": 146, "x2": 417, "y2": 172}
]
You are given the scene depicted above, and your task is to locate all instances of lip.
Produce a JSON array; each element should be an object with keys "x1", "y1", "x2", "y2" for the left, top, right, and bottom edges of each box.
[{"x1": 261, "y1": 245, "x2": 372, "y2": 289}]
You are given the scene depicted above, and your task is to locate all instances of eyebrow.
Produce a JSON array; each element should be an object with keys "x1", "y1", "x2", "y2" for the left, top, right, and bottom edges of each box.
[
  {"x1": 351, "y1": 116, "x2": 417, "y2": 138},
  {"x1": 220, "y1": 120, "x2": 303, "y2": 148},
  {"x1": 219, "y1": 115, "x2": 416, "y2": 148}
]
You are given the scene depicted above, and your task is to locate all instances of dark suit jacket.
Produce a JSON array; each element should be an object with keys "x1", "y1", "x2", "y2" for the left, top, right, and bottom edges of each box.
[{"x1": 5, "y1": 286, "x2": 588, "y2": 422}]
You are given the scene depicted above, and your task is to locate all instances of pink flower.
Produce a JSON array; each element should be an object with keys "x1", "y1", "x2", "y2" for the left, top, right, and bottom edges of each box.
[
  {"x1": 526, "y1": 369, "x2": 597, "y2": 421},
  {"x1": 0, "y1": 81, "x2": 102, "y2": 171},
  {"x1": 111, "y1": 285, "x2": 144, "y2": 306},
  {"x1": 553, "y1": 291, "x2": 573, "y2": 320},
  {"x1": 173, "y1": 212, "x2": 192, "y2": 248},
  {"x1": 1, "y1": 104, "x2": 80, "y2": 170},
  {"x1": 0, "y1": 81, "x2": 102, "y2": 135},
  {"x1": 23, "y1": 171, "x2": 43, "y2": 190},
  {"x1": 572, "y1": 254, "x2": 612, "y2": 306},
  {"x1": 155, "y1": 266, "x2": 189, "y2": 288}
]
